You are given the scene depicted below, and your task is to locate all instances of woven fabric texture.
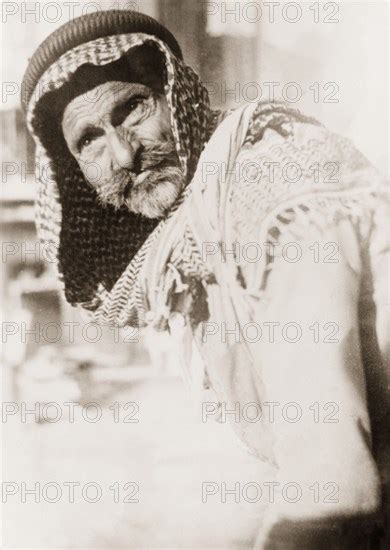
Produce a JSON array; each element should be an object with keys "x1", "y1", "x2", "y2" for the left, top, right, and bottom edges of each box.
[{"x1": 21, "y1": 9, "x2": 182, "y2": 111}]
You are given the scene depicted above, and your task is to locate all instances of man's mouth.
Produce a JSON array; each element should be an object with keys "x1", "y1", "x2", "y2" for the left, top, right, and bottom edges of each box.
[{"x1": 123, "y1": 181, "x2": 132, "y2": 200}]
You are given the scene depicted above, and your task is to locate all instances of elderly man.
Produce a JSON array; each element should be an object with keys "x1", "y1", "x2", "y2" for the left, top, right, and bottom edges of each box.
[{"x1": 22, "y1": 9, "x2": 388, "y2": 549}]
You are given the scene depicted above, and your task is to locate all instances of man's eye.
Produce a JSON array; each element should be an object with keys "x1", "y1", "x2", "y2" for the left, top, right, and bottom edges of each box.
[
  {"x1": 112, "y1": 96, "x2": 145, "y2": 127},
  {"x1": 125, "y1": 97, "x2": 143, "y2": 113},
  {"x1": 81, "y1": 137, "x2": 92, "y2": 148},
  {"x1": 77, "y1": 132, "x2": 99, "y2": 152}
]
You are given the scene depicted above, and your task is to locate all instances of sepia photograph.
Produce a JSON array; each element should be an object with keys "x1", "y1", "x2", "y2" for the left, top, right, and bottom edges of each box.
[{"x1": 1, "y1": 1, "x2": 389, "y2": 548}]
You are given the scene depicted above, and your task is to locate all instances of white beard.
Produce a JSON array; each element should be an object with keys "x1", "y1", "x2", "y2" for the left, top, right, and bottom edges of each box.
[
  {"x1": 90, "y1": 137, "x2": 185, "y2": 219},
  {"x1": 94, "y1": 164, "x2": 185, "y2": 219},
  {"x1": 124, "y1": 166, "x2": 185, "y2": 218}
]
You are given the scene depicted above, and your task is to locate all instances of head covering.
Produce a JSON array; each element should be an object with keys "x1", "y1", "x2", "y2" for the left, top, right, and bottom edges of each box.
[
  {"x1": 21, "y1": 9, "x2": 182, "y2": 112},
  {"x1": 22, "y1": 10, "x2": 221, "y2": 316}
]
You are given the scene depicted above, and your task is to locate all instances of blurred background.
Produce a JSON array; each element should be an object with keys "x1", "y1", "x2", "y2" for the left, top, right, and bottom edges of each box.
[{"x1": 1, "y1": 1, "x2": 389, "y2": 548}]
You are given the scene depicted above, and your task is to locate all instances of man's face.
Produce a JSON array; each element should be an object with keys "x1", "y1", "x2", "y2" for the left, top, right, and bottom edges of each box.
[{"x1": 62, "y1": 80, "x2": 184, "y2": 219}]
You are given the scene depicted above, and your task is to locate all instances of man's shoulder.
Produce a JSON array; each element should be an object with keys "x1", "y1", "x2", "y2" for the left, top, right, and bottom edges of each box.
[
  {"x1": 241, "y1": 101, "x2": 367, "y2": 168},
  {"x1": 231, "y1": 100, "x2": 380, "y2": 196},
  {"x1": 243, "y1": 100, "x2": 323, "y2": 146},
  {"x1": 225, "y1": 101, "x2": 386, "y2": 244}
]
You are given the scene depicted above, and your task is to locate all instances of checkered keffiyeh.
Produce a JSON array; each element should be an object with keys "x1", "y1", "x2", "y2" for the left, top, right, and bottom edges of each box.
[{"x1": 26, "y1": 31, "x2": 220, "y2": 323}]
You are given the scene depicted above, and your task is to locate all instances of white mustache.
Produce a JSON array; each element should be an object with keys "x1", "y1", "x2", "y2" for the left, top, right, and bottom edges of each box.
[
  {"x1": 92, "y1": 140, "x2": 185, "y2": 218},
  {"x1": 112, "y1": 139, "x2": 180, "y2": 188}
]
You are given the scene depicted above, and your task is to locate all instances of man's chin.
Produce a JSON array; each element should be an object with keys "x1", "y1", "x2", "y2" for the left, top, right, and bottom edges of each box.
[{"x1": 124, "y1": 168, "x2": 185, "y2": 219}]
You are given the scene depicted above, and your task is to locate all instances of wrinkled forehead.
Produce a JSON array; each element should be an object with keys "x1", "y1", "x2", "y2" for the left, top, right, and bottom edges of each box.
[{"x1": 62, "y1": 81, "x2": 151, "y2": 127}]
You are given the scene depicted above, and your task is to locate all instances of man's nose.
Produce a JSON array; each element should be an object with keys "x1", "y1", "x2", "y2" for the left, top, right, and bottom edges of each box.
[{"x1": 106, "y1": 129, "x2": 140, "y2": 170}]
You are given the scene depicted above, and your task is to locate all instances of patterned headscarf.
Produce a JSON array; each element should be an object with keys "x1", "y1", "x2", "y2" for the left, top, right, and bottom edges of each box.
[{"x1": 25, "y1": 32, "x2": 219, "y2": 314}]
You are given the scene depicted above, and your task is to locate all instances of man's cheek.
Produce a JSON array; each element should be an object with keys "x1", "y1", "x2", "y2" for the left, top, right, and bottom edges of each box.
[
  {"x1": 138, "y1": 114, "x2": 169, "y2": 143},
  {"x1": 79, "y1": 153, "x2": 109, "y2": 187}
]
